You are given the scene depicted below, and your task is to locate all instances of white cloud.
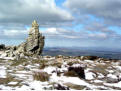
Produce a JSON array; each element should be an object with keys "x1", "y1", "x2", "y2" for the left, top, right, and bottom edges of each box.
[
  {"x1": 42, "y1": 27, "x2": 108, "y2": 39},
  {"x1": 43, "y1": 28, "x2": 60, "y2": 35},
  {"x1": 89, "y1": 33, "x2": 107, "y2": 39},
  {"x1": 41, "y1": 27, "x2": 80, "y2": 39},
  {"x1": 4, "y1": 30, "x2": 27, "y2": 37},
  {"x1": 0, "y1": 0, "x2": 73, "y2": 25}
]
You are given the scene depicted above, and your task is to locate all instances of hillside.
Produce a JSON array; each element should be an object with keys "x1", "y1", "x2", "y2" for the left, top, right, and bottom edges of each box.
[
  {"x1": 0, "y1": 52, "x2": 121, "y2": 90},
  {"x1": 43, "y1": 47, "x2": 121, "y2": 60}
]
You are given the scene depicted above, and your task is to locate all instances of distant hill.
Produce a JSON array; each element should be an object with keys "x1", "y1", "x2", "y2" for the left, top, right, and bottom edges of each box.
[{"x1": 42, "y1": 47, "x2": 121, "y2": 60}]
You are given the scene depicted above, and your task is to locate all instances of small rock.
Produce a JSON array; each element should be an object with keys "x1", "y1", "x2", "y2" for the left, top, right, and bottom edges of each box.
[
  {"x1": 20, "y1": 53, "x2": 25, "y2": 58},
  {"x1": 106, "y1": 77, "x2": 118, "y2": 83},
  {"x1": 54, "y1": 84, "x2": 70, "y2": 90},
  {"x1": 82, "y1": 56, "x2": 98, "y2": 60},
  {"x1": 1, "y1": 53, "x2": 7, "y2": 57}
]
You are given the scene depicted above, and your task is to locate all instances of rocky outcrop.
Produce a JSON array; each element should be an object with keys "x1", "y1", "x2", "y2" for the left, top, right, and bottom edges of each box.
[
  {"x1": 16, "y1": 20, "x2": 44, "y2": 56},
  {"x1": 17, "y1": 20, "x2": 44, "y2": 56},
  {"x1": 5, "y1": 20, "x2": 45, "y2": 57}
]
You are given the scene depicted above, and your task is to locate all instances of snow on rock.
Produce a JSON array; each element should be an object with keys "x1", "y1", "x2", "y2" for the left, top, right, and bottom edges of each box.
[
  {"x1": 25, "y1": 65, "x2": 33, "y2": 69},
  {"x1": 107, "y1": 74, "x2": 118, "y2": 79},
  {"x1": 108, "y1": 70, "x2": 114, "y2": 73},
  {"x1": 0, "y1": 66, "x2": 6, "y2": 78},
  {"x1": 61, "y1": 76, "x2": 88, "y2": 86},
  {"x1": 0, "y1": 52, "x2": 14, "y2": 60},
  {"x1": 98, "y1": 73, "x2": 105, "y2": 79},
  {"x1": 0, "y1": 85, "x2": 12, "y2": 90},
  {"x1": 115, "y1": 66, "x2": 121, "y2": 71},
  {"x1": 28, "y1": 81, "x2": 48, "y2": 90},
  {"x1": 43, "y1": 66, "x2": 56, "y2": 74},
  {"x1": 0, "y1": 53, "x2": 7, "y2": 57},
  {"x1": 93, "y1": 80, "x2": 103, "y2": 83},
  {"x1": 53, "y1": 83, "x2": 69, "y2": 90},
  {"x1": 85, "y1": 72, "x2": 96, "y2": 80},
  {"x1": 50, "y1": 73, "x2": 60, "y2": 82},
  {"x1": 8, "y1": 82, "x2": 18, "y2": 85},
  {"x1": 0, "y1": 56, "x2": 15, "y2": 60},
  {"x1": 59, "y1": 76, "x2": 97, "y2": 89},
  {"x1": 84, "y1": 60, "x2": 94, "y2": 63},
  {"x1": 85, "y1": 68, "x2": 96, "y2": 80},
  {"x1": 61, "y1": 63, "x2": 68, "y2": 71},
  {"x1": 72, "y1": 63, "x2": 86, "y2": 68},
  {"x1": 104, "y1": 81, "x2": 121, "y2": 88}
]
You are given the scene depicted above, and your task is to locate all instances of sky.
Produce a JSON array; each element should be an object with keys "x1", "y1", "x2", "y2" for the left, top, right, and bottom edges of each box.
[{"x1": 0, "y1": 0, "x2": 121, "y2": 48}]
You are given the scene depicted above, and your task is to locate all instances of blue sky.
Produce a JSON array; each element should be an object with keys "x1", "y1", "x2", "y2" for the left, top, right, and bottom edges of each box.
[
  {"x1": 55, "y1": 0, "x2": 65, "y2": 6},
  {"x1": 0, "y1": 0, "x2": 121, "y2": 48}
]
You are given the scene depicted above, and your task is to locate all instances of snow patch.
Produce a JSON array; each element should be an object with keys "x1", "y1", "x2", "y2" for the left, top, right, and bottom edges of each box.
[
  {"x1": 8, "y1": 82, "x2": 18, "y2": 85},
  {"x1": 107, "y1": 74, "x2": 118, "y2": 79},
  {"x1": 43, "y1": 66, "x2": 56, "y2": 74},
  {"x1": 94, "y1": 80, "x2": 103, "y2": 83},
  {"x1": 84, "y1": 60, "x2": 94, "y2": 63},
  {"x1": 0, "y1": 66, "x2": 6, "y2": 78},
  {"x1": 86, "y1": 72, "x2": 95, "y2": 80}
]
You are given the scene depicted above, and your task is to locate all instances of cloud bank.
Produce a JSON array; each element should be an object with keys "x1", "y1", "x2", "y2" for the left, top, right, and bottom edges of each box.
[{"x1": 0, "y1": 0, "x2": 121, "y2": 48}]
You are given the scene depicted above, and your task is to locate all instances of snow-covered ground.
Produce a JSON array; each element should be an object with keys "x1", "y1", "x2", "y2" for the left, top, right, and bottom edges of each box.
[{"x1": 0, "y1": 54, "x2": 121, "y2": 90}]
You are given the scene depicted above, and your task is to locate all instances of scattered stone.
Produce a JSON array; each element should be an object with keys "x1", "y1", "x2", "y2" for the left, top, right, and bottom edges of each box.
[
  {"x1": 106, "y1": 77, "x2": 119, "y2": 83},
  {"x1": 20, "y1": 53, "x2": 25, "y2": 58},
  {"x1": 1, "y1": 53, "x2": 8, "y2": 57},
  {"x1": 54, "y1": 84, "x2": 70, "y2": 90},
  {"x1": 82, "y1": 56, "x2": 99, "y2": 60},
  {"x1": 0, "y1": 44, "x2": 5, "y2": 50},
  {"x1": 64, "y1": 83, "x2": 87, "y2": 90}
]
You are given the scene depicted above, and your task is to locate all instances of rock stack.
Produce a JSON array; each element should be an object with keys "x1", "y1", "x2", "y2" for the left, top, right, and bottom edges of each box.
[
  {"x1": 5, "y1": 20, "x2": 45, "y2": 57},
  {"x1": 17, "y1": 20, "x2": 45, "y2": 55}
]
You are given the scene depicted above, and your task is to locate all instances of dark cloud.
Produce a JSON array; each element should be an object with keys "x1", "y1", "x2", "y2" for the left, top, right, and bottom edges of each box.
[{"x1": 64, "y1": 0, "x2": 121, "y2": 26}]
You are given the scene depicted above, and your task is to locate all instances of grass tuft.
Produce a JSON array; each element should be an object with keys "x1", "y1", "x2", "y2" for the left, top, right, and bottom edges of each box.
[
  {"x1": 33, "y1": 71, "x2": 50, "y2": 82},
  {"x1": 64, "y1": 71, "x2": 78, "y2": 77}
]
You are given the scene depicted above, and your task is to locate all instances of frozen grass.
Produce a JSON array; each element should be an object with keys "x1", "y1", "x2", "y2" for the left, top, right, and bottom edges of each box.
[
  {"x1": 33, "y1": 71, "x2": 50, "y2": 82},
  {"x1": 93, "y1": 64, "x2": 109, "y2": 76},
  {"x1": 64, "y1": 71, "x2": 78, "y2": 77},
  {"x1": 50, "y1": 62, "x2": 62, "y2": 68},
  {"x1": 11, "y1": 58, "x2": 28, "y2": 66}
]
